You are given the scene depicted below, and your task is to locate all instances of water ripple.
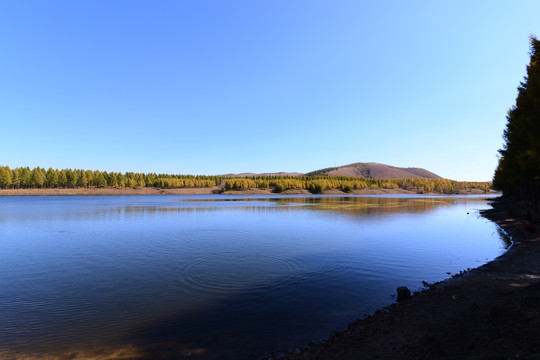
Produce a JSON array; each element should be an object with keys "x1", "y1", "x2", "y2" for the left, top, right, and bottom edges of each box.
[{"x1": 180, "y1": 253, "x2": 311, "y2": 295}]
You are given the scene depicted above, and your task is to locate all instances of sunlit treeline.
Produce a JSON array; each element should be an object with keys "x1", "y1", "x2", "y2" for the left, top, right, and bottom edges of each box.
[
  {"x1": 0, "y1": 166, "x2": 491, "y2": 194},
  {"x1": 223, "y1": 176, "x2": 491, "y2": 194},
  {"x1": 0, "y1": 166, "x2": 223, "y2": 189}
]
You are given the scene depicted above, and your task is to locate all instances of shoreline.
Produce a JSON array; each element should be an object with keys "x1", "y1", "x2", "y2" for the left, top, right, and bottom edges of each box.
[
  {"x1": 0, "y1": 187, "x2": 493, "y2": 196},
  {"x1": 1, "y1": 193, "x2": 533, "y2": 358},
  {"x1": 276, "y1": 197, "x2": 540, "y2": 359}
]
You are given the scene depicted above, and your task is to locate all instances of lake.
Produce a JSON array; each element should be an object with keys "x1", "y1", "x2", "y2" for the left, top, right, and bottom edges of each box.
[{"x1": 0, "y1": 195, "x2": 508, "y2": 359}]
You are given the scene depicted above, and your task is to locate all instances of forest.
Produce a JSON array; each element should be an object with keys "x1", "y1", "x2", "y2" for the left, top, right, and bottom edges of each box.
[{"x1": 0, "y1": 166, "x2": 491, "y2": 194}]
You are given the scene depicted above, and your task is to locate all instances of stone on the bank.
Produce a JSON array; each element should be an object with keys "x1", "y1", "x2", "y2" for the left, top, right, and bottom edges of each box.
[{"x1": 397, "y1": 286, "x2": 411, "y2": 301}]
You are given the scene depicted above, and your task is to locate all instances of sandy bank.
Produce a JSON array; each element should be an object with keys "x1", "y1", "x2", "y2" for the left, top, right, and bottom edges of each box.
[
  {"x1": 276, "y1": 198, "x2": 540, "y2": 359},
  {"x1": 0, "y1": 187, "x2": 219, "y2": 196},
  {"x1": 0, "y1": 187, "x2": 494, "y2": 196}
]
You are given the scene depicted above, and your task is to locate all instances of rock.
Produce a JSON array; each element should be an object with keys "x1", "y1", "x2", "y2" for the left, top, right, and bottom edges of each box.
[{"x1": 397, "y1": 286, "x2": 411, "y2": 301}]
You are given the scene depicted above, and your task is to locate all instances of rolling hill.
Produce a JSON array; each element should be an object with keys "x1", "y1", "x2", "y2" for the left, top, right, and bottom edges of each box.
[
  {"x1": 305, "y1": 162, "x2": 441, "y2": 179},
  {"x1": 220, "y1": 172, "x2": 303, "y2": 178}
]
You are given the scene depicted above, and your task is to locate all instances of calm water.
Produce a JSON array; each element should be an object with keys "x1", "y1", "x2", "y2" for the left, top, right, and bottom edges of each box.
[{"x1": 0, "y1": 195, "x2": 507, "y2": 359}]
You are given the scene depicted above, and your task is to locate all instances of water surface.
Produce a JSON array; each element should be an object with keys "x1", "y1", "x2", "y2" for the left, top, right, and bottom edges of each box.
[{"x1": 0, "y1": 195, "x2": 507, "y2": 359}]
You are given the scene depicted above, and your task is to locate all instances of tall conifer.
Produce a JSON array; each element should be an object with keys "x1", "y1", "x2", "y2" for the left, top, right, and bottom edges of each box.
[{"x1": 494, "y1": 36, "x2": 540, "y2": 195}]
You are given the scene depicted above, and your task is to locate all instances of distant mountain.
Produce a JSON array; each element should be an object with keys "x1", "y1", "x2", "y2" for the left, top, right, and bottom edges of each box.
[
  {"x1": 220, "y1": 163, "x2": 441, "y2": 179},
  {"x1": 221, "y1": 172, "x2": 303, "y2": 178},
  {"x1": 305, "y1": 162, "x2": 441, "y2": 179}
]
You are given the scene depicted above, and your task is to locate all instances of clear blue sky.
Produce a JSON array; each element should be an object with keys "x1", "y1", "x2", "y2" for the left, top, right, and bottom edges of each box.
[{"x1": 2, "y1": 1, "x2": 540, "y2": 181}]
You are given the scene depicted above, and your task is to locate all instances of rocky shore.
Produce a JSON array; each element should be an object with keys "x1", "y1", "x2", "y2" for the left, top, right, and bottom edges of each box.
[{"x1": 277, "y1": 198, "x2": 540, "y2": 359}]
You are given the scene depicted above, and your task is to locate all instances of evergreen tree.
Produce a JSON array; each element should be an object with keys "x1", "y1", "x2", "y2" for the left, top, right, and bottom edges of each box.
[
  {"x1": 117, "y1": 173, "x2": 126, "y2": 187},
  {"x1": 58, "y1": 170, "x2": 68, "y2": 187},
  {"x1": 494, "y1": 36, "x2": 540, "y2": 196},
  {"x1": 11, "y1": 168, "x2": 20, "y2": 189},
  {"x1": 0, "y1": 166, "x2": 12, "y2": 188},
  {"x1": 45, "y1": 168, "x2": 59, "y2": 188},
  {"x1": 85, "y1": 170, "x2": 94, "y2": 186},
  {"x1": 108, "y1": 173, "x2": 118, "y2": 187},
  {"x1": 66, "y1": 169, "x2": 79, "y2": 188},
  {"x1": 31, "y1": 167, "x2": 46, "y2": 188},
  {"x1": 94, "y1": 171, "x2": 107, "y2": 187},
  {"x1": 77, "y1": 170, "x2": 88, "y2": 188},
  {"x1": 20, "y1": 167, "x2": 32, "y2": 188}
]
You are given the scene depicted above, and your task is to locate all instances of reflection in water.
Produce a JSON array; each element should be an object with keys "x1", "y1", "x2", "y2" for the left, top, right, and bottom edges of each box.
[
  {"x1": 0, "y1": 195, "x2": 504, "y2": 359},
  {"x1": 0, "y1": 195, "x2": 480, "y2": 225}
]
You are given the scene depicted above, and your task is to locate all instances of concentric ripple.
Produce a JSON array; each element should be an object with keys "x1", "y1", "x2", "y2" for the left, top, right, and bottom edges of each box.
[{"x1": 181, "y1": 253, "x2": 310, "y2": 295}]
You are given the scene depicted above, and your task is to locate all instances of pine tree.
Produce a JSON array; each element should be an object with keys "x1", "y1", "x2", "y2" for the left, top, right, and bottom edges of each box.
[
  {"x1": 20, "y1": 167, "x2": 32, "y2": 188},
  {"x1": 94, "y1": 171, "x2": 107, "y2": 187},
  {"x1": 45, "y1": 168, "x2": 59, "y2": 188},
  {"x1": 494, "y1": 35, "x2": 540, "y2": 198},
  {"x1": 66, "y1": 169, "x2": 79, "y2": 188},
  {"x1": 0, "y1": 166, "x2": 12, "y2": 188},
  {"x1": 58, "y1": 170, "x2": 68, "y2": 187},
  {"x1": 85, "y1": 170, "x2": 94, "y2": 186},
  {"x1": 31, "y1": 168, "x2": 46, "y2": 188},
  {"x1": 11, "y1": 168, "x2": 20, "y2": 189},
  {"x1": 77, "y1": 170, "x2": 88, "y2": 188}
]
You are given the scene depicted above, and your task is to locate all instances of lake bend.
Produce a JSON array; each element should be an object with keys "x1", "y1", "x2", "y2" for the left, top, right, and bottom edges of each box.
[{"x1": 0, "y1": 194, "x2": 509, "y2": 359}]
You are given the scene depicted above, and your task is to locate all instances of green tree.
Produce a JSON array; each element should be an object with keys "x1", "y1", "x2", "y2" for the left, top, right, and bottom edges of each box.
[
  {"x1": 94, "y1": 171, "x2": 107, "y2": 187},
  {"x1": 108, "y1": 173, "x2": 118, "y2": 187},
  {"x1": 0, "y1": 166, "x2": 12, "y2": 188},
  {"x1": 85, "y1": 170, "x2": 94, "y2": 186},
  {"x1": 66, "y1": 169, "x2": 79, "y2": 188},
  {"x1": 58, "y1": 170, "x2": 68, "y2": 187},
  {"x1": 494, "y1": 35, "x2": 540, "y2": 198},
  {"x1": 31, "y1": 167, "x2": 46, "y2": 188},
  {"x1": 77, "y1": 170, "x2": 88, "y2": 188},
  {"x1": 11, "y1": 168, "x2": 20, "y2": 188},
  {"x1": 117, "y1": 173, "x2": 126, "y2": 187},
  {"x1": 20, "y1": 167, "x2": 32, "y2": 188},
  {"x1": 46, "y1": 168, "x2": 59, "y2": 188},
  {"x1": 127, "y1": 178, "x2": 137, "y2": 188}
]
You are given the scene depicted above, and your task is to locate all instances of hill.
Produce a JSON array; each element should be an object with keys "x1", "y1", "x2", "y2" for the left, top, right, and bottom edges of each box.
[
  {"x1": 220, "y1": 172, "x2": 303, "y2": 178},
  {"x1": 305, "y1": 162, "x2": 441, "y2": 179}
]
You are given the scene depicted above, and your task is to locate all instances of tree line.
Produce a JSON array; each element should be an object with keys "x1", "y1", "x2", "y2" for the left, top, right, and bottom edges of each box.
[
  {"x1": 0, "y1": 166, "x2": 491, "y2": 194},
  {"x1": 223, "y1": 176, "x2": 491, "y2": 194},
  {"x1": 0, "y1": 166, "x2": 223, "y2": 189}
]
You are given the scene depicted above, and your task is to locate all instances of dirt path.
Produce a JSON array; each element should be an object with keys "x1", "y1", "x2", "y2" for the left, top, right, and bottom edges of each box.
[{"x1": 277, "y1": 198, "x2": 540, "y2": 359}]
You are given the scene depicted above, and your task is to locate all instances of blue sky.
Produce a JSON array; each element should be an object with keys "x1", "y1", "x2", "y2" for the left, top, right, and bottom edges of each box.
[{"x1": 1, "y1": 1, "x2": 540, "y2": 181}]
